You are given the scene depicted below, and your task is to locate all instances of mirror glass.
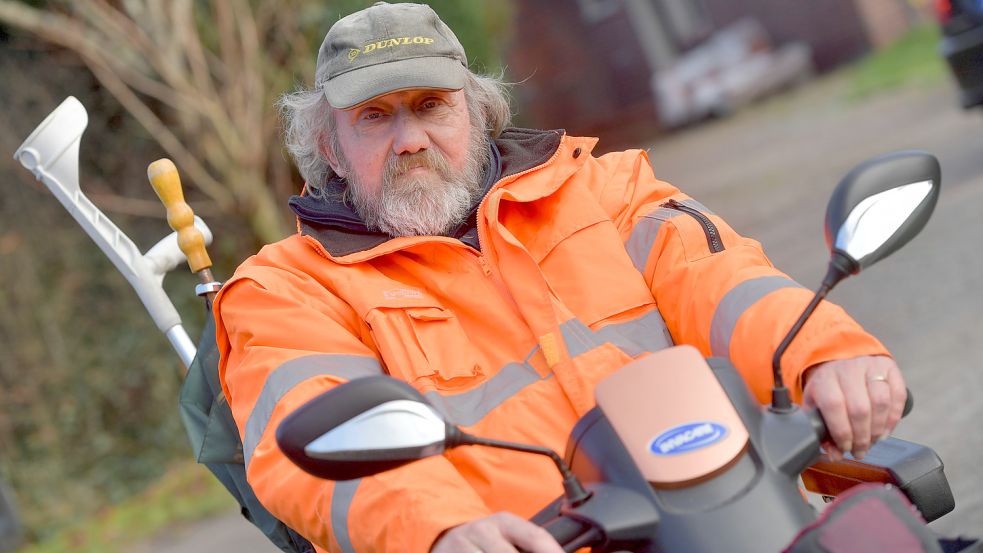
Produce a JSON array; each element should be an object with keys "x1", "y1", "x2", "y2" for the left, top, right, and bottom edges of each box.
[
  {"x1": 834, "y1": 179, "x2": 933, "y2": 264},
  {"x1": 304, "y1": 399, "x2": 447, "y2": 460}
]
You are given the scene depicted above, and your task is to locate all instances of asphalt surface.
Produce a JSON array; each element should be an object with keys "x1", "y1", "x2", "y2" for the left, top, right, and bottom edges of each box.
[
  {"x1": 648, "y1": 77, "x2": 983, "y2": 538},
  {"x1": 135, "y1": 77, "x2": 983, "y2": 551}
]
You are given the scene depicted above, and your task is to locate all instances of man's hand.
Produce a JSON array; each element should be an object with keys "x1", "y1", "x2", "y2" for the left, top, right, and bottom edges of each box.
[
  {"x1": 801, "y1": 355, "x2": 906, "y2": 460},
  {"x1": 431, "y1": 512, "x2": 564, "y2": 553}
]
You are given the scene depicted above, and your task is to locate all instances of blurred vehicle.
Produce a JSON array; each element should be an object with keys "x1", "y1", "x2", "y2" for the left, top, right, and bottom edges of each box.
[
  {"x1": 654, "y1": 18, "x2": 814, "y2": 127},
  {"x1": 937, "y1": 0, "x2": 983, "y2": 108}
]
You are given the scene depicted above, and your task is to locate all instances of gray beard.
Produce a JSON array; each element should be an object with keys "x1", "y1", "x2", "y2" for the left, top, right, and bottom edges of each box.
[{"x1": 342, "y1": 128, "x2": 490, "y2": 237}]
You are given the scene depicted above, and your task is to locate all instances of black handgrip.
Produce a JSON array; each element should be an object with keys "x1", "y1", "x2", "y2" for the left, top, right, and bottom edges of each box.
[
  {"x1": 809, "y1": 387, "x2": 914, "y2": 443},
  {"x1": 902, "y1": 387, "x2": 914, "y2": 417},
  {"x1": 518, "y1": 516, "x2": 594, "y2": 553}
]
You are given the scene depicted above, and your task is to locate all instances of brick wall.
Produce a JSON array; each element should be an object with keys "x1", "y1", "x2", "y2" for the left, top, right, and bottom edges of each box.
[{"x1": 505, "y1": 1, "x2": 659, "y2": 149}]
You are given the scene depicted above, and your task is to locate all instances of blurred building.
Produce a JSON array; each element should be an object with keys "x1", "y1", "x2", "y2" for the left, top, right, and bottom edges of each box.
[{"x1": 505, "y1": 0, "x2": 921, "y2": 148}]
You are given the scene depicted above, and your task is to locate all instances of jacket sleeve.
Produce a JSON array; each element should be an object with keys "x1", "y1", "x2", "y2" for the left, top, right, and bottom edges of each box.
[
  {"x1": 589, "y1": 149, "x2": 889, "y2": 403},
  {"x1": 214, "y1": 267, "x2": 492, "y2": 553}
]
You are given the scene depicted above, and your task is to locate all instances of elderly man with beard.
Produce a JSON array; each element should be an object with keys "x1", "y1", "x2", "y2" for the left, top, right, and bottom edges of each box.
[{"x1": 213, "y1": 3, "x2": 908, "y2": 552}]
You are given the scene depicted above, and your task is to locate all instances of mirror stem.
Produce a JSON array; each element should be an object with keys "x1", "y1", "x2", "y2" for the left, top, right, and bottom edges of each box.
[
  {"x1": 770, "y1": 253, "x2": 855, "y2": 411},
  {"x1": 447, "y1": 427, "x2": 592, "y2": 506}
]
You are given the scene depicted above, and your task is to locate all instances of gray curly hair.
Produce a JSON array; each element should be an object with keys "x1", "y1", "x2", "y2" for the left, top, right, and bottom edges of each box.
[{"x1": 277, "y1": 71, "x2": 512, "y2": 199}]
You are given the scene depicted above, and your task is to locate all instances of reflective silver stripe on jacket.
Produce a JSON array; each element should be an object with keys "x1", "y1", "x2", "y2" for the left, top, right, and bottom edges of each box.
[
  {"x1": 559, "y1": 318, "x2": 603, "y2": 359},
  {"x1": 426, "y1": 309, "x2": 674, "y2": 426},
  {"x1": 625, "y1": 199, "x2": 713, "y2": 272},
  {"x1": 243, "y1": 354, "x2": 383, "y2": 468},
  {"x1": 425, "y1": 361, "x2": 542, "y2": 427},
  {"x1": 709, "y1": 275, "x2": 804, "y2": 357},
  {"x1": 560, "y1": 309, "x2": 674, "y2": 359},
  {"x1": 597, "y1": 308, "x2": 675, "y2": 355},
  {"x1": 331, "y1": 479, "x2": 360, "y2": 553}
]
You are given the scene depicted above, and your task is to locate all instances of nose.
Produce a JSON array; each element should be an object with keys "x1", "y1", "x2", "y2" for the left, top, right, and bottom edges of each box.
[{"x1": 391, "y1": 112, "x2": 430, "y2": 156}]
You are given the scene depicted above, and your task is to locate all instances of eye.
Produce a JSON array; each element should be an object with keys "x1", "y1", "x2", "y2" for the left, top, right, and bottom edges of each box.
[
  {"x1": 419, "y1": 98, "x2": 443, "y2": 111},
  {"x1": 354, "y1": 106, "x2": 388, "y2": 123}
]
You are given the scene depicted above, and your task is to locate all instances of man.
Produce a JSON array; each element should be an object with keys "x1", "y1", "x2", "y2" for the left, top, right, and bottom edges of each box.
[{"x1": 214, "y1": 3, "x2": 907, "y2": 552}]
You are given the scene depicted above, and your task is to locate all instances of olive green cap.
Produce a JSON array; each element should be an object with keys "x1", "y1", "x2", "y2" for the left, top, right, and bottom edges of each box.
[{"x1": 315, "y1": 2, "x2": 468, "y2": 109}]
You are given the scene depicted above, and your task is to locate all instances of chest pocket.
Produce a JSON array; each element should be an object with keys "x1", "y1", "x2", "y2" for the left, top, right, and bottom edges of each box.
[{"x1": 365, "y1": 302, "x2": 483, "y2": 391}]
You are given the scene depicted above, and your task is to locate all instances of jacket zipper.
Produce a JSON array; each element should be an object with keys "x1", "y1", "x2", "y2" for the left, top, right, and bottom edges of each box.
[
  {"x1": 663, "y1": 199, "x2": 725, "y2": 253},
  {"x1": 474, "y1": 137, "x2": 567, "y2": 272}
]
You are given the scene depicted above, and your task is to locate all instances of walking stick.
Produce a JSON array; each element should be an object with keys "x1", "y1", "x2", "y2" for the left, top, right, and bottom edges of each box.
[{"x1": 14, "y1": 97, "x2": 212, "y2": 372}]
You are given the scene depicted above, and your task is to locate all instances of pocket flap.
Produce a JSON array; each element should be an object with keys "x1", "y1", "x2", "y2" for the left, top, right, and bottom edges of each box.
[
  {"x1": 366, "y1": 304, "x2": 482, "y2": 389},
  {"x1": 407, "y1": 307, "x2": 453, "y2": 322}
]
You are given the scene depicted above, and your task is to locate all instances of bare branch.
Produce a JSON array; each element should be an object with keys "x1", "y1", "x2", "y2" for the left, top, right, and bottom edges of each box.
[
  {"x1": 76, "y1": 0, "x2": 159, "y2": 74},
  {"x1": 0, "y1": 0, "x2": 305, "y2": 240},
  {"x1": 213, "y1": 1, "x2": 241, "y2": 89},
  {"x1": 81, "y1": 52, "x2": 231, "y2": 207},
  {"x1": 86, "y1": 191, "x2": 219, "y2": 219},
  {"x1": 234, "y1": 0, "x2": 265, "y2": 162},
  {"x1": 172, "y1": 0, "x2": 219, "y2": 106}
]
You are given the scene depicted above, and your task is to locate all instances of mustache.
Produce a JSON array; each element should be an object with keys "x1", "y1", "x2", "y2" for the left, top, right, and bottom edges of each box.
[{"x1": 384, "y1": 149, "x2": 451, "y2": 182}]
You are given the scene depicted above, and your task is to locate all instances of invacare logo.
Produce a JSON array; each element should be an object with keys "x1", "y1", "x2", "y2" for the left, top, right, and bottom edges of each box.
[{"x1": 650, "y1": 422, "x2": 728, "y2": 456}]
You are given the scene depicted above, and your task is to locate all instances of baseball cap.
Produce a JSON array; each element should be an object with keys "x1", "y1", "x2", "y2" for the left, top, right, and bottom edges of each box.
[{"x1": 315, "y1": 2, "x2": 469, "y2": 109}]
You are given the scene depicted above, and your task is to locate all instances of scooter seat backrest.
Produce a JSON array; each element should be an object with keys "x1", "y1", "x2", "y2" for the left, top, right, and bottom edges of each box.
[{"x1": 178, "y1": 309, "x2": 314, "y2": 553}]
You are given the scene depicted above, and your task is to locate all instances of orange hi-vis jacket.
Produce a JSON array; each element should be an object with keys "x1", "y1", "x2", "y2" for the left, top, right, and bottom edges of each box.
[{"x1": 214, "y1": 129, "x2": 888, "y2": 553}]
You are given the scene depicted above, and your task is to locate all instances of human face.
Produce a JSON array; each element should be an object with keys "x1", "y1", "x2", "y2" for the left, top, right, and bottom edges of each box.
[
  {"x1": 328, "y1": 89, "x2": 473, "y2": 198},
  {"x1": 326, "y1": 88, "x2": 489, "y2": 237}
]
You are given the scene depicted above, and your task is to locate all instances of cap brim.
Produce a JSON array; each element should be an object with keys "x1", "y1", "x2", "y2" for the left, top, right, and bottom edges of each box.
[{"x1": 323, "y1": 56, "x2": 466, "y2": 109}]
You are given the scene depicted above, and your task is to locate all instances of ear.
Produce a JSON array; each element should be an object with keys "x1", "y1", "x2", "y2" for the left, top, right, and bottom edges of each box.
[
  {"x1": 321, "y1": 140, "x2": 345, "y2": 178},
  {"x1": 321, "y1": 110, "x2": 346, "y2": 178}
]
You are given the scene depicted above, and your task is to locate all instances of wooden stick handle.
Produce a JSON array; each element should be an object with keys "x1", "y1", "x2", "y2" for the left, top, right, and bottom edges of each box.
[{"x1": 147, "y1": 159, "x2": 212, "y2": 273}]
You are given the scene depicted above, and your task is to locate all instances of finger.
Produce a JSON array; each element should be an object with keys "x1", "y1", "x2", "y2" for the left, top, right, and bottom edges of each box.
[
  {"x1": 802, "y1": 378, "x2": 844, "y2": 461},
  {"x1": 807, "y1": 377, "x2": 853, "y2": 456},
  {"x1": 822, "y1": 440, "x2": 844, "y2": 462},
  {"x1": 838, "y1": 368, "x2": 872, "y2": 458},
  {"x1": 471, "y1": 518, "x2": 523, "y2": 553},
  {"x1": 495, "y1": 513, "x2": 565, "y2": 553},
  {"x1": 431, "y1": 531, "x2": 489, "y2": 553},
  {"x1": 885, "y1": 364, "x2": 907, "y2": 432},
  {"x1": 437, "y1": 519, "x2": 517, "y2": 553},
  {"x1": 866, "y1": 369, "x2": 892, "y2": 444},
  {"x1": 470, "y1": 531, "x2": 520, "y2": 553},
  {"x1": 474, "y1": 539, "x2": 520, "y2": 553}
]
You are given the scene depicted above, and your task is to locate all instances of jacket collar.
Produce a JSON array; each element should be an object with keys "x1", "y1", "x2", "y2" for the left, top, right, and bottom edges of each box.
[{"x1": 292, "y1": 127, "x2": 564, "y2": 258}]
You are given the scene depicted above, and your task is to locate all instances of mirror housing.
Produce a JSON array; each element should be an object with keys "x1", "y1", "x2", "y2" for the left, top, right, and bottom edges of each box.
[
  {"x1": 770, "y1": 151, "x2": 940, "y2": 410},
  {"x1": 276, "y1": 376, "x2": 451, "y2": 480},
  {"x1": 277, "y1": 377, "x2": 592, "y2": 503},
  {"x1": 825, "y1": 150, "x2": 940, "y2": 274}
]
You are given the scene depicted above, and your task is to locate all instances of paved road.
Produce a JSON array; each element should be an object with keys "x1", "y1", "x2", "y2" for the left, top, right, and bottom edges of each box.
[
  {"x1": 140, "y1": 77, "x2": 983, "y2": 551},
  {"x1": 648, "y1": 77, "x2": 983, "y2": 537}
]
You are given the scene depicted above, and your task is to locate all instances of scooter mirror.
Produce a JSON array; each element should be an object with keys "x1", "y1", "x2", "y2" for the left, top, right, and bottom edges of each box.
[
  {"x1": 276, "y1": 376, "x2": 451, "y2": 481},
  {"x1": 825, "y1": 150, "x2": 940, "y2": 273}
]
